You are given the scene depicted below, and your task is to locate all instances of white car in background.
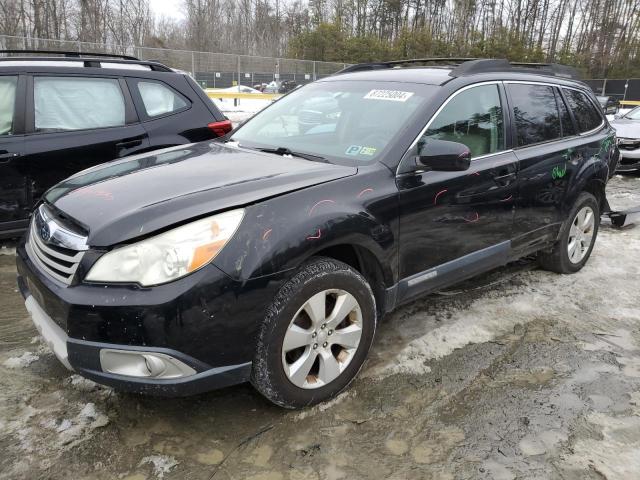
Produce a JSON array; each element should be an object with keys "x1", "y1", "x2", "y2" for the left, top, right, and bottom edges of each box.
[{"x1": 610, "y1": 106, "x2": 640, "y2": 172}]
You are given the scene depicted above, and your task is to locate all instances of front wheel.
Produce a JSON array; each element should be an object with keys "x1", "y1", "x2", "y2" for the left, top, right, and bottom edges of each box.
[
  {"x1": 251, "y1": 257, "x2": 376, "y2": 408},
  {"x1": 539, "y1": 192, "x2": 600, "y2": 274}
]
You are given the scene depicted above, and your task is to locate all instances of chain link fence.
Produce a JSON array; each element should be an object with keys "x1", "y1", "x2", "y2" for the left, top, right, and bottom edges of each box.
[
  {"x1": 0, "y1": 35, "x2": 348, "y2": 89},
  {"x1": 582, "y1": 79, "x2": 640, "y2": 102}
]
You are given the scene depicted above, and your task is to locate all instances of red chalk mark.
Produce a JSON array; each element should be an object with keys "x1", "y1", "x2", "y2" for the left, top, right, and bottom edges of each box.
[
  {"x1": 357, "y1": 187, "x2": 374, "y2": 198},
  {"x1": 308, "y1": 199, "x2": 336, "y2": 216},
  {"x1": 262, "y1": 228, "x2": 273, "y2": 241},
  {"x1": 500, "y1": 195, "x2": 513, "y2": 202},
  {"x1": 434, "y1": 189, "x2": 448, "y2": 205},
  {"x1": 463, "y1": 212, "x2": 480, "y2": 223},
  {"x1": 307, "y1": 229, "x2": 322, "y2": 240},
  {"x1": 468, "y1": 172, "x2": 481, "y2": 176}
]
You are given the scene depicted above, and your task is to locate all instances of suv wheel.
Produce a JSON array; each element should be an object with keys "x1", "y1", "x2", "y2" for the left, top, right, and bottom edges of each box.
[
  {"x1": 251, "y1": 257, "x2": 376, "y2": 408},
  {"x1": 539, "y1": 192, "x2": 600, "y2": 273}
]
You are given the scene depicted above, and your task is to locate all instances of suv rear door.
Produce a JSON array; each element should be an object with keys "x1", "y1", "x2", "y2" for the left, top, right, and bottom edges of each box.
[
  {"x1": 126, "y1": 76, "x2": 218, "y2": 146},
  {"x1": 22, "y1": 73, "x2": 150, "y2": 212},
  {"x1": 507, "y1": 82, "x2": 606, "y2": 251},
  {"x1": 0, "y1": 73, "x2": 27, "y2": 233},
  {"x1": 396, "y1": 82, "x2": 518, "y2": 301}
]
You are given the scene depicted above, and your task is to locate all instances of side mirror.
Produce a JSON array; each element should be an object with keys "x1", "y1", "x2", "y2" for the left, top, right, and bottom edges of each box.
[{"x1": 417, "y1": 139, "x2": 471, "y2": 172}]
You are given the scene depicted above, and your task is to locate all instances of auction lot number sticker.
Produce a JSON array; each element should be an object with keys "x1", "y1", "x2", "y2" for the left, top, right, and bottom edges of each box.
[{"x1": 364, "y1": 89, "x2": 414, "y2": 102}]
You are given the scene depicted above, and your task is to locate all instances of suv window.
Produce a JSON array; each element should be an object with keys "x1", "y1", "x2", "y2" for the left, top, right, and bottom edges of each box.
[
  {"x1": 564, "y1": 89, "x2": 602, "y2": 133},
  {"x1": 137, "y1": 81, "x2": 188, "y2": 117},
  {"x1": 0, "y1": 76, "x2": 17, "y2": 135},
  {"x1": 508, "y1": 84, "x2": 561, "y2": 146},
  {"x1": 421, "y1": 84, "x2": 504, "y2": 158},
  {"x1": 34, "y1": 77, "x2": 126, "y2": 132},
  {"x1": 557, "y1": 91, "x2": 576, "y2": 136}
]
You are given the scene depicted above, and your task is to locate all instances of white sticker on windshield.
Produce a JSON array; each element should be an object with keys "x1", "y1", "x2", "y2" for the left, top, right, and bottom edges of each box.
[{"x1": 364, "y1": 89, "x2": 414, "y2": 102}]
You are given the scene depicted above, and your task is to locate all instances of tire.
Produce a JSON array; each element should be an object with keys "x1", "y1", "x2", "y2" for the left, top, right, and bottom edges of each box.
[
  {"x1": 251, "y1": 257, "x2": 376, "y2": 409},
  {"x1": 539, "y1": 192, "x2": 600, "y2": 274}
]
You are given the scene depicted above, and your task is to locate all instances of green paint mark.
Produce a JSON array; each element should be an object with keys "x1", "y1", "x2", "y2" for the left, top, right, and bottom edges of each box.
[
  {"x1": 599, "y1": 135, "x2": 614, "y2": 158},
  {"x1": 552, "y1": 163, "x2": 567, "y2": 180}
]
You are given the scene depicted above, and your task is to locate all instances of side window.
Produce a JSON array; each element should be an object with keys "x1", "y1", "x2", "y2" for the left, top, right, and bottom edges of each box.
[
  {"x1": 137, "y1": 81, "x2": 188, "y2": 117},
  {"x1": 34, "y1": 77, "x2": 125, "y2": 132},
  {"x1": 420, "y1": 84, "x2": 504, "y2": 158},
  {"x1": 557, "y1": 90, "x2": 576, "y2": 137},
  {"x1": 508, "y1": 84, "x2": 561, "y2": 146},
  {"x1": 0, "y1": 76, "x2": 18, "y2": 135},
  {"x1": 563, "y1": 89, "x2": 602, "y2": 133}
]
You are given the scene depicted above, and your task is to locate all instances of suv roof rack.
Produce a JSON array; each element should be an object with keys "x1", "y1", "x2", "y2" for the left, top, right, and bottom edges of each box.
[
  {"x1": 336, "y1": 58, "x2": 581, "y2": 80},
  {"x1": 0, "y1": 49, "x2": 173, "y2": 72}
]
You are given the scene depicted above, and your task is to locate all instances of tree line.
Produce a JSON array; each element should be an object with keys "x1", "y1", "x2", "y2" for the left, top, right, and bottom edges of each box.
[{"x1": 1, "y1": 0, "x2": 639, "y2": 77}]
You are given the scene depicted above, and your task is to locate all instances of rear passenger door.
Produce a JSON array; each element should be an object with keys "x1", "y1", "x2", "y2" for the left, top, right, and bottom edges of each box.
[
  {"x1": 23, "y1": 74, "x2": 150, "y2": 211},
  {"x1": 507, "y1": 82, "x2": 582, "y2": 249},
  {"x1": 127, "y1": 77, "x2": 215, "y2": 146},
  {"x1": 0, "y1": 74, "x2": 27, "y2": 230}
]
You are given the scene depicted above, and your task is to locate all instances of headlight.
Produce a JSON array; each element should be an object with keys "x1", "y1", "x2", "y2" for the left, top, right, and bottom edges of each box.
[{"x1": 85, "y1": 209, "x2": 244, "y2": 286}]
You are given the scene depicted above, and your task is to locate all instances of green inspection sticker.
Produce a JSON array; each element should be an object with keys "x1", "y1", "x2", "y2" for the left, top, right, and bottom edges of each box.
[{"x1": 360, "y1": 147, "x2": 377, "y2": 155}]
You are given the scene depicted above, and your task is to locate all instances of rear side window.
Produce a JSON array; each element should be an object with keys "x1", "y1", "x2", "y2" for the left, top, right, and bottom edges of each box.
[
  {"x1": 34, "y1": 77, "x2": 125, "y2": 132},
  {"x1": 563, "y1": 89, "x2": 602, "y2": 133},
  {"x1": 0, "y1": 76, "x2": 18, "y2": 135},
  {"x1": 508, "y1": 84, "x2": 561, "y2": 146},
  {"x1": 421, "y1": 84, "x2": 504, "y2": 158},
  {"x1": 557, "y1": 91, "x2": 576, "y2": 136},
  {"x1": 137, "y1": 81, "x2": 188, "y2": 117}
]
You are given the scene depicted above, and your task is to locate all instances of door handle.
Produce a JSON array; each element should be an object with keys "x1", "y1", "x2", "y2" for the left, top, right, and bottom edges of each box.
[
  {"x1": 493, "y1": 172, "x2": 516, "y2": 186},
  {"x1": 0, "y1": 151, "x2": 20, "y2": 163},
  {"x1": 116, "y1": 139, "x2": 143, "y2": 149}
]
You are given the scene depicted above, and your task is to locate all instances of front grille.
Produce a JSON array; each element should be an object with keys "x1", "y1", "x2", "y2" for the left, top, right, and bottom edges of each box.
[
  {"x1": 618, "y1": 138, "x2": 640, "y2": 150},
  {"x1": 25, "y1": 207, "x2": 87, "y2": 285}
]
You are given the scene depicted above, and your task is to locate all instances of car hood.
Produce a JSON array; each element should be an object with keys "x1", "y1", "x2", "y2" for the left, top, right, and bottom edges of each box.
[
  {"x1": 610, "y1": 119, "x2": 640, "y2": 139},
  {"x1": 44, "y1": 142, "x2": 356, "y2": 246}
]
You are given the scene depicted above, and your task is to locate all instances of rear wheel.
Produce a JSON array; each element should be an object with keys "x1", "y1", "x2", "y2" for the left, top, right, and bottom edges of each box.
[
  {"x1": 539, "y1": 192, "x2": 600, "y2": 273},
  {"x1": 251, "y1": 257, "x2": 376, "y2": 408}
]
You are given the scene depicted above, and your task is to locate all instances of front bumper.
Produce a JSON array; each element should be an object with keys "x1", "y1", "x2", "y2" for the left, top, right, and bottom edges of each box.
[
  {"x1": 617, "y1": 143, "x2": 640, "y2": 171},
  {"x1": 16, "y1": 242, "x2": 287, "y2": 396}
]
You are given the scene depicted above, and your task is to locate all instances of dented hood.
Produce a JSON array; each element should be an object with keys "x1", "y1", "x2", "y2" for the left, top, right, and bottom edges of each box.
[
  {"x1": 610, "y1": 118, "x2": 640, "y2": 139},
  {"x1": 44, "y1": 142, "x2": 356, "y2": 246}
]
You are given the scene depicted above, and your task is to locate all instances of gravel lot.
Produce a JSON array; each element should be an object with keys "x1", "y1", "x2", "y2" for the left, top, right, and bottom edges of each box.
[{"x1": 1, "y1": 174, "x2": 639, "y2": 480}]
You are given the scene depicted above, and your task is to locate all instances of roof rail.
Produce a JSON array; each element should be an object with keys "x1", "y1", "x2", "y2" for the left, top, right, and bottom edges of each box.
[
  {"x1": 0, "y1": 49, "x2": 139, "y2": 60},
  {"x1": 0, "y1": 49, "x2": 173, "y2": 72},
  {"x1": 336, "y1": 57, "x2": 477, "y2": 74},
  {"x1": 335, "y1": 57, "x2": 581, "y2": 80}
]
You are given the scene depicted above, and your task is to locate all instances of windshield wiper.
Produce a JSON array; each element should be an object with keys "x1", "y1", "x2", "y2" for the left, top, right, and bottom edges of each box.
[{"x1": 258, "y1": 146, "x2": 327, "y2": 162}]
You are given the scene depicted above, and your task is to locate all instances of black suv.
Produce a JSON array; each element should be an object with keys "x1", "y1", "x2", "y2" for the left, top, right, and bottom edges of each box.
[
  {"x1": 0, "y1": 50, "x2": 231, "y2": 239},
  {"x1": 16, "y1": 59, "x2": 619, "y2": 408}
]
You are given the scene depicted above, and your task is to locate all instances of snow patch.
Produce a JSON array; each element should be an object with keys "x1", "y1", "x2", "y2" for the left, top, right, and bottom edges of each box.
[
  {"x1": 4, "y1": 351, "x2": 40, "y2": 368},
  {"x1": 139, "y1": 455, "x2": 179, "y2": 479}
]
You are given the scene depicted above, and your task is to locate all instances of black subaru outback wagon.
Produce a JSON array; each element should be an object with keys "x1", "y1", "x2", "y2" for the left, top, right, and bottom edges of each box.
[
  {"x1": 16, "y1": 59, "x2": 619, "y2": 408},
  {"x1": 0, "y1": 50, "x2": 231, "y2": 239}
]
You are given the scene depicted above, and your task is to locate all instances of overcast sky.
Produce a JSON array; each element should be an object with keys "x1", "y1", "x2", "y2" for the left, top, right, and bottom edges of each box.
[{"x1": 150, "y1": 0, "x2": 185, "y2": 21}]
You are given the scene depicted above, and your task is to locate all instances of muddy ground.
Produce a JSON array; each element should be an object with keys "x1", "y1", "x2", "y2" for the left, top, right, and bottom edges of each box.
[{"x1": 1, "y1": 175, "x2": 640, "y2": 480}]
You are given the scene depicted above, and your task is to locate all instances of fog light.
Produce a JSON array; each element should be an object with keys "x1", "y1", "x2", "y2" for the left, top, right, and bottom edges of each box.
[{"x1": 99, "y1": 349, "x2": 197, "y2": 379}]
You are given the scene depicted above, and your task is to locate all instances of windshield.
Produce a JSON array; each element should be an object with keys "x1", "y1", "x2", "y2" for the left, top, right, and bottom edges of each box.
[
  {"x1": 230, "y1": 80, "x2": 437, "y2": 165},
  {"x1": 624, "y1": 106, "x2": 640, "y2": 120}
]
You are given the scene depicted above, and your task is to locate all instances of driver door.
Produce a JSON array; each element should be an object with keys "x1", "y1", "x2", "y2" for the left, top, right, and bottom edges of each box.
[{"x1": 396, "y1": 82, "x2": 519, "y2": 302}]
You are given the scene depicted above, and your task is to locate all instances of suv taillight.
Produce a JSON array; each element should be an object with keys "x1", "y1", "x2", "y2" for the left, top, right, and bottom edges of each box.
[{"x1": 208, "y1": 120, "x2": 233, "y2": 137}]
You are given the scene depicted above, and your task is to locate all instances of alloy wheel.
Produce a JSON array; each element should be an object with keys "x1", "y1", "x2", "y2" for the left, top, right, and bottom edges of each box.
[
  {"x1": 281, "y1": 289, "x2": 363, "y2": 389},
  {"x1": 567, "y1": 206, "x2": 595, "y2": 264}
]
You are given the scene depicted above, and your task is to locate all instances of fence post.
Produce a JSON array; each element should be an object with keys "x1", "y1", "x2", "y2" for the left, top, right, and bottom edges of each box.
[
  {"x1": 191, "y1": 51, "x2": 196, "y2": 78},
  {"x1": 623, "y1": 80, "x2": 629, "y2": 101},
  {"x1": 313, "y1": 61, "x2": 316, "y2": 81}
]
